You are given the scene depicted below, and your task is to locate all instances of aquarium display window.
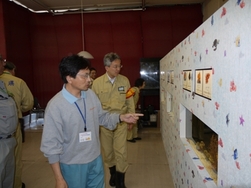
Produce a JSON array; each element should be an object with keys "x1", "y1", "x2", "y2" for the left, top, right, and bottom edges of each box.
[{"x1": 140, "y1": 58, "x2": 160, "y2": 89}]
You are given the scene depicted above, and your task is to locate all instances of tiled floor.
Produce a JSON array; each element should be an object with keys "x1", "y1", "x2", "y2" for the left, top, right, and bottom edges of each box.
[{"x1": 22, "y1": 127, "x2": 175, "y2": 188}]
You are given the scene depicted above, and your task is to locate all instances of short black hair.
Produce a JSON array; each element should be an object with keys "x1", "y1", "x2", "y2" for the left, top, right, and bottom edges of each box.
[
  {"x1": 90, "y1": 67, "x2": 96, "y2": 72},
  {"x1": 4, "y1": 61, "x2": 16, "y2": 70},
  {"x1": 59, "y1": 54, "x2": 90, "y2": 83},
  {"x1": 135, "y1": 78, "x2": 145, "y2": 87}
]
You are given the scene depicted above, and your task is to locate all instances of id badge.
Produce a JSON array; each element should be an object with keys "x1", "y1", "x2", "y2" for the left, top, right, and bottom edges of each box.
[{"x1": 79, "y1": 132, "x2": 92, "y2": 142}]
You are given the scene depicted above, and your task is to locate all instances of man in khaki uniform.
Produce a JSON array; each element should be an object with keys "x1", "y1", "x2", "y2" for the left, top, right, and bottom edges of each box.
[
  {"x1": 92, "y1": 52, "x2": 135, "y2": 188},
  {"x1": 127, "y1": 78, "x2": 145, "y2": 142},
  {"x1": 0, "y1": 61, "x2": 33, "y2": 188}
]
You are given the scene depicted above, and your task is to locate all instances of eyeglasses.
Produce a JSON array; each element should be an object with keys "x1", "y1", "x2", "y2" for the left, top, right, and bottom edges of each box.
[
  {"x1": 77, "y1": 73, "x2": 90, "y2": 79},
  {"x1": 110, "y1": 65, "x2": 123, "y2": 69}
]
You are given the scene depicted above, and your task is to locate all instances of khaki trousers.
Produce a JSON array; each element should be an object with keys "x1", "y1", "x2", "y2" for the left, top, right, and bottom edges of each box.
[
  {"x1": 100, "y1": 122, "x2": 128, "y2": 173},
  {"x1": 127, "y1": 123, "x2": 138, "y2": 140}
]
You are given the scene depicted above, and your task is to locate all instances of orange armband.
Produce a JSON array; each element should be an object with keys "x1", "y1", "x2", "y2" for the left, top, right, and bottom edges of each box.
[{"x1": 126, "y1": 87, "x2": 135, "y2": 99}]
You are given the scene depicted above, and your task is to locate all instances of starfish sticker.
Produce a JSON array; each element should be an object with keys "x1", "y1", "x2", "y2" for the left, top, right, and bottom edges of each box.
[{"x1": 239, "y1": 115, "x2": 244, "y2": 126}]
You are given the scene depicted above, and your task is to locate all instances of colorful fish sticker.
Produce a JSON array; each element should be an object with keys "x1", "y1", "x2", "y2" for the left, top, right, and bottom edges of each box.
[
  {"x1": 226, "y1": 113, "x2": 230, "y2": 126},
  {"x1": 218, "y1": 138, "x2": 223, "y2": 147},
  {"x1": 218, "y1": 78, "x2": 222, "y2": 87},
  {"x1": 239, "y1": 115, "x2": 244, "y2": 126},
  {"x1": 221, "y1": 7, "x2": 227, "y2": 18},
  {"x1": 230, "y1": 80, "x2": 237, "y2": 92},
  {"x1": 240, "y1": 1, "x2": 245, "y2": 8},
  {"x1": 215, "y1": 102, "x2": 220, "y2": 110},
  {"x1": 235, "y1": 161, "x2": 240, "y2": 169},
  {"x1": 198, "y1": 165, "x2": 204, "y2": 170},
  {"x1": 212, "y1": 39, "x2": 219, "y2": 51},
  {"x1": 211, "y1": 15, "x2": 214, "y2": 26},
  {"x1": 235, "y1": 36, "x2": 240, "y2": 47},
  {"x1": 233, "y1": 149, "x2": 238, "y2": 160},
  {"x1": 202, "y1": 29, "x2": 205, "y2": 37},
  {"x1": 204, "y1": 177, "x2": 213, "y2": 181}
]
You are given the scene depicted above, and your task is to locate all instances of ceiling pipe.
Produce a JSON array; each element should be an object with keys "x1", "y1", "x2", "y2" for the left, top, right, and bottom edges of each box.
[
  {"x1": 30, "y1": 0, "x2": 54, "y2": 13},
  {"x1": 77, "y1": 0, "x2": 94, "y2": 59},
  {"x1": 142, "y1": 0, "x2": 146, "y2": 11},
  {"x1": 52, "y1": 7, "x2": 143, "y2": 15},
  {"x1": 11, "y1": 0, "x2": 203, "y2": 14}
]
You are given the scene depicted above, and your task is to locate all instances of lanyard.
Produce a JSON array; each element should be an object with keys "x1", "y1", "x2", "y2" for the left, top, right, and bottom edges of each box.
[{"x1": 74, "y1": 99, "x2": 87, "y2": 131}]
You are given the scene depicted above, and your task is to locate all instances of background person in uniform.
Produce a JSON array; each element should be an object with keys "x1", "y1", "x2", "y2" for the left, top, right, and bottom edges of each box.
[
  {"x1": 0, "y1": 56, "x2": 18, "y2": 188},
  {"x1": 0, "y1": 61, "x2": 33, "y2": 188},
  {"x1": 90, "y1": 67, "x2": 97, "y2": 80},
  {"x1": 127, "y1": 78, "x2": 145, "y2": 143},
  {"x1": 89, "y1": 67, "x2": 97, "y2": 88},
  {"x1": 92, "y1": 52, "x2": 135, "y2": 188},
  {"x1": 40, "y1": 54, "x2": 141, "y2": 188}
]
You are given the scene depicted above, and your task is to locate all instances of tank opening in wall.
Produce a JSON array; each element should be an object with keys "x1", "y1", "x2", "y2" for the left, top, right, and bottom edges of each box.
[
  {"x1": 180, "y1": 105, "x2": 218, "y2": 183},
  {"x1": 189, "y1": 114, "x2": 218, "y2": 183},
  {"x1": 192, "y1": 115, "x2": 218, "y2": 171}
]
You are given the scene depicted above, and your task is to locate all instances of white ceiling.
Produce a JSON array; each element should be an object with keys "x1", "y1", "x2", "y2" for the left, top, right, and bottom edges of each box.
[{"x1": 11, "y1": 0, "x2": 205, "y2": 14}]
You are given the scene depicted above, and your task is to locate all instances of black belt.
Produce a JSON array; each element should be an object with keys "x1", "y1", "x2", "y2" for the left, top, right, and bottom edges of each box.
[{"x1": 0, "y1": 135, "x2": 12, "y2": 140}]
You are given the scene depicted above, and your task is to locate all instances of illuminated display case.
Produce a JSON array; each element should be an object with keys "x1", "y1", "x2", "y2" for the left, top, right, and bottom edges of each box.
[
  {"x1": 139, "y1": 58, "x2": 160, "y2": 127},
  {"x1": 140, "y1": 58, "x2": 160, "y2": 90}
]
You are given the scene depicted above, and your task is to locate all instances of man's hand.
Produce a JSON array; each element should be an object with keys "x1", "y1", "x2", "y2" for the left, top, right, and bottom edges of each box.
[
  {"x1": 127, "y1": 124, "x2": 133, "y2": 130},
  {"x1": 51, "y1": 162, "x2": 68, "y2": 188},
  {"x1": 55, "y1": 179, "x2": 68, "y2": 188},
  {"x1": 120, "y1": 113, "x2": 143, "y2": 124}
]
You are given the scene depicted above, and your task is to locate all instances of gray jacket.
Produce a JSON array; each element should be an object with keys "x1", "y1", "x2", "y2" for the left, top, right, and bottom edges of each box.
[{"x1": 40, "y1": 86, "x2": 120, "y2": 164}]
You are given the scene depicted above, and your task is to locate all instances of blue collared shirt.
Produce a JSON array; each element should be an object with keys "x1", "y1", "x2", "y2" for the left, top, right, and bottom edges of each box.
[{"x1": 62, "y1": 85, "x2": 86, "y2": 104}]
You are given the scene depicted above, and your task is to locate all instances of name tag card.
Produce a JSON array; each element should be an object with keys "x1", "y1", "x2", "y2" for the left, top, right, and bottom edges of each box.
[{"x1": 79, "y1": 132, "x2": 92, "y2": 142}]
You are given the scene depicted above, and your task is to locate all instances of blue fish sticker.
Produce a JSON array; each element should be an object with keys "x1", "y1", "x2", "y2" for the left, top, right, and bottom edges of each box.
[
  {"x1": 233, "y1": 149, "x2": 238, "y2": 160},
  {"x1": 211, "y1": 15, "x2": 214, "y2": 26},
  {"x1": 205, "y1": 177, "x2": 213, "y2": 181}
]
